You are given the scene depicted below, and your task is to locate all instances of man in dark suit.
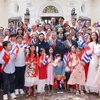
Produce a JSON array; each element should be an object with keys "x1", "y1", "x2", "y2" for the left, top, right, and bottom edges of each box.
[
  {"x1": 57, "y1": 27, "x2": 66, "y2": 42},
  {"x1": 48, "y1": 31, "x2": 65, "y2": 57}
]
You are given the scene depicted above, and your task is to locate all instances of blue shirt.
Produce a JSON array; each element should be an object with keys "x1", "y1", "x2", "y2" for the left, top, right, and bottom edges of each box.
[
  {"x1": 9, "y1": 28, "x2": 16, "y2": 34},
  {"x1": 54, "y1": 60, "x2": 65, "y2": 75}
]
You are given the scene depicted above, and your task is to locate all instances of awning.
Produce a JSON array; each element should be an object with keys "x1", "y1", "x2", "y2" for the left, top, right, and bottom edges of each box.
[
  {"x1": 8, "y1": 17, "x2": 22, "y2": 22},
  {"x1": 78, "y1": 16, "x2": 91, "y2": 21}
]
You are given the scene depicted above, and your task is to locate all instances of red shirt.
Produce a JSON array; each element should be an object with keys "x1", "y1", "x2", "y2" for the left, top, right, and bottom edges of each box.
[
  {"x1": 38, "y1": 55, "x2": 48, "y2": 79},
  {"x1": 26, "y1": 53, "x2": 39, "y2": 77}
]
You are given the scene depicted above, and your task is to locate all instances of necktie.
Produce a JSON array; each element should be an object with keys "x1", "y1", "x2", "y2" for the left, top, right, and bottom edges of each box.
[{"x1": 52, "y1": 40, "x2": 56, "y2": 47}]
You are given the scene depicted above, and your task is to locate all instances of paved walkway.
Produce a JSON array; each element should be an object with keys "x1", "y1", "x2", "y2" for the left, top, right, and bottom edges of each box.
[{"x1": 1, "y1": 91, "x2": 100, "y2": 100}]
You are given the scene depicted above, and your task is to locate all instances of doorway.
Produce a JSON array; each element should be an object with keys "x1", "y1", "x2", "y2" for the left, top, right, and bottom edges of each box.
[{"x1": 41, "y1": 17, "x2": 60, "y2": 24}]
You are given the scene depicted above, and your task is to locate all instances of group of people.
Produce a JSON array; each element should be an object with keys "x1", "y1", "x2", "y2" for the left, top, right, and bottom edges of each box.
[{"x1": 0, "y1": 17, "x2": 100, "y2": 100}]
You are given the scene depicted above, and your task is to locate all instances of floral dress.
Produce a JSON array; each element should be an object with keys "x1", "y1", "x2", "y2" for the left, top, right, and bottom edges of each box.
[
  {"x1": 24, "y1": 53, "x2": 38, "y2": 87},
  {"x1": 68, "y1": 52, "x2": 85, "y2": 85}
]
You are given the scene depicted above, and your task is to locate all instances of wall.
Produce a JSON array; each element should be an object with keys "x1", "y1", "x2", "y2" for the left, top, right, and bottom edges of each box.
[
  {"x1": 0, "y1": 0, "x2": 8, "y2": 28},
  {"x1": 92, "y1": 0, "x2": 100, "y2": 23},
  {"x1": 6, "y1": 0, "x2": 99, "y2": 27}
]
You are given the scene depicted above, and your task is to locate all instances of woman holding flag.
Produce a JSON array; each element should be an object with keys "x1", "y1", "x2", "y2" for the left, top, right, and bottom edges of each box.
[
  {"x1": 85, "y1": 32, "x2": 99, "y2": 93},
  {"x1": 94, "y1": 43, "x2": 100, "y2": 96}
]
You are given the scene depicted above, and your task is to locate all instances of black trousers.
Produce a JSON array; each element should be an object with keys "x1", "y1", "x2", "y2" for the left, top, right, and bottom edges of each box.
[
  {"x1": 15, "y1": 66, "x2": 25, "y2": 89},
  {"x1": 0, "y1": 73, "x2": 3, "y2": 89},
  {"x1": 65, "y1": 71, "x2": 70, "y2": 82},
  {"x1": 0, "y1": 64, "x2": 3, "y2": 89},
  {"x1": 3, "y1": 72, "x2": 15, "y2": 95}
]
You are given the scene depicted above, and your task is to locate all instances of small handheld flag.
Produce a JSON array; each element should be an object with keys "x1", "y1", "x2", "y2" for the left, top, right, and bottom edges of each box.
[
  {"x1": 53, "y1": 79, "x2": 58, "y2": 89},
  {"x1": 42, "y1": 55, "x2": 48, "y2": 66},
  {"x1": 82, "y1": 52, "x2": 92, "y2": 64},
  {"x1": 0, "y1": 45, "x2": 3, "y2": 52},
  {"x1": 0, "y1": 52, "x2": 10, "y2": 72},
  {"x1": 63, "y1": 52, "x2": 69, "y2": 65}
]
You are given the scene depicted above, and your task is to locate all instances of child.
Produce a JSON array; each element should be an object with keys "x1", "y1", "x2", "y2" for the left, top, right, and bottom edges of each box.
[
  {"x1": 25, "y1": 44, "x2": 38, "y2": 97},
  {"x1": 9, "y1": 34, "x2": 17, "y2": 46},
  {"x1": 68, "y1": 47, "x2": 85, "y2": 95},
  {"x1": 77, "y1": 32, "x2": 86, "y2": 48},
  {"x1": 1, "y1": 41, "x2": 16, "y2": 100},
  {"x1": 14, "y1": 35, "x2": 26, "y2": 95},
  {"x1": 0, "y1": 33, "x2": 4, "y2": 91},
  {"x1": 37, "y1": 48, "x2": 48, "y2": 94},
  {"x1": 63, "y1": 52, "x2": 71, "y2": 91},
  {"x1": 54, "y1": 54, "x2": 65, "y2": 93},
  {"x1": 67, "y1": 45, "x2": 77, "y2": 92},
  {"x1": 47, "y1": 46, "x2": 54, "y2": 92}
]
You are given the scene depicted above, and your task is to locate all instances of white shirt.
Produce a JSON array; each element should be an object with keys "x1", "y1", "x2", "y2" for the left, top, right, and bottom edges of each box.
[
  {"x1": 1, "y1": 50, "x2": 15, "y2": 74},
  {"x1": 36, "y1": 30, "x2": 46, "y2": 37},
  {"x1": 3, "y1": 36, "x2": 9, "y2": 41},
  {"x1": 14, "y1": 43, "x2": 26, "y2": 67},
  {"x1": 0, "y1": 43, "x2": 4, "y2": 64}
]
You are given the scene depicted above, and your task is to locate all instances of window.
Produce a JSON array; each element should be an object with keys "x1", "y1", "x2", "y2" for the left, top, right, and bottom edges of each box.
[
  {"x1": 14, "y1": 3, "x2": 19, "y2": 13},
  {"x1": 43, "y1": 6, "x2": 59, "y2": 13},
  {"x1": 81, "y1": 4, "x2": 86, "y2": 13}
]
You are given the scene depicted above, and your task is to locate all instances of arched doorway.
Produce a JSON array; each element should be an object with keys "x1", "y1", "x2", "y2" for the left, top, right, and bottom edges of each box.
[
  {"x1": 42, "y1": 5, "x2": 59, "y2": 23},
  {"x1": 38, "y1": 2, "x2": 63, "y2": 23}
]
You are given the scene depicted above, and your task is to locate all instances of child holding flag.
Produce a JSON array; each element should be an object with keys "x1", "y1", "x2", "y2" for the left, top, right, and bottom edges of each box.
[
  {"x1": 25, "y1": 44, "x2": 38, "y2": 97},
  {"x1": 47, "y1": 46, "x2": 54, "y2": 92},
  {"x1": 0, "y1": 33, "x2": 4, "y2": 91},
  {"x1": 37, "y1": 48, "x2": 48, "y2": 94},
  {"x1": 68, "y1": 47, "x2": 85, "y2": 95},
  {"x1": 1, "y1": 41, "x2": 16, "y2": 100},
  {"x1": 14, "y1": 35, "x2": 27, "y2": 95},
  {"x1": 54, "y1": 54, "x2": 65, "y2": 93}
]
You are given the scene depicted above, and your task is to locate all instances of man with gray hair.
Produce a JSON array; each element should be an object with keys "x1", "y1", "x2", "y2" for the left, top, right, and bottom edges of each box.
[{"x1": 48, "y1": 31, "x2": 65, "y2": 57}]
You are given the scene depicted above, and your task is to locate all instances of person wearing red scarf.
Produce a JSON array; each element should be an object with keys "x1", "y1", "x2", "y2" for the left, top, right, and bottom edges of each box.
[{"x1": 0, "y1": 33, "x2": 4, "y2": 91}]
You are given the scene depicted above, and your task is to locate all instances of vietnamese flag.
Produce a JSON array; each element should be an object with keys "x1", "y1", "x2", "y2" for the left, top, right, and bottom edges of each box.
[
  {"x1": 16, "y1": 45, "x2": 19, "y2": 55},
  {"x1": 0, "y1": 52, "x2": 10, "y2": 72},
  {"x1": 0, "y1": 45, "x2": 3, "y2": 52},
  {"x1": 3, "y1": 52, "x2": 10, "y2": 64},
  {"x1": 53, "y1": 79, "x2": 58, "y2": 89},
  {"x1": 32, "y1": 25, "x2": 37, "y2": 32}
]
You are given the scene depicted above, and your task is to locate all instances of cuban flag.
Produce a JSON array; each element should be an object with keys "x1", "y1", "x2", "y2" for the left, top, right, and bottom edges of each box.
[
  {"x1": 20, "y1": 44, "x2": 29, "y2": 49},
  {"x1": 82, "y1": 21, "x2": 86, "y2": 27},
  {"x1": 63, "y1": 52, "x2": 69, "y2": 65},
  {"x1": 82, "y1": 52, "x2": 92, "y2": 64},
  {"x1": 42, "y1": 55, "x2": 48, "y2": 66},
  {"x1": 31, "y1": 39, "x2": 36, "y2": 44},
  {"x1": 77, "y1": 36, "x2": 86, "y2": 47}
]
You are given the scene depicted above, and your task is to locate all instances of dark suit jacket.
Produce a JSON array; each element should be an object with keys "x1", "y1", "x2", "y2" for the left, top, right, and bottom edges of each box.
[
  {"x1": 63, "y1": 40, "x2": 78, "y2": 53},
  {"x1": 48, "y1": 39, "x2": 65, "y2": 57},
  {"x1": 57, "y1": 34, "x2": 66, "y2": 42},
  {"x1": 36, "y1": 40, "x2": 50, "y2": 54}
]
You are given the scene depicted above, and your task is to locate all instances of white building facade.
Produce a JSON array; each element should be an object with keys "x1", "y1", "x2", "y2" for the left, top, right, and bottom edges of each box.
[{"x1": 0, "y1": 0, "x2": 100, "y2": 28}]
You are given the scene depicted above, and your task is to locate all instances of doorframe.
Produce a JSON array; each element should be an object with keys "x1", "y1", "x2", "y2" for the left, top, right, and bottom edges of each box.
[{"x1": 38, "y1": 2, "x2": 63, "y2": 19}]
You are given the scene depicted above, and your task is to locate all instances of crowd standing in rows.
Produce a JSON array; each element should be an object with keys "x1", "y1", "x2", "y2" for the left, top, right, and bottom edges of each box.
[{"x1": 0, "y1": 17, "x2": 100, "y2": 100}]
